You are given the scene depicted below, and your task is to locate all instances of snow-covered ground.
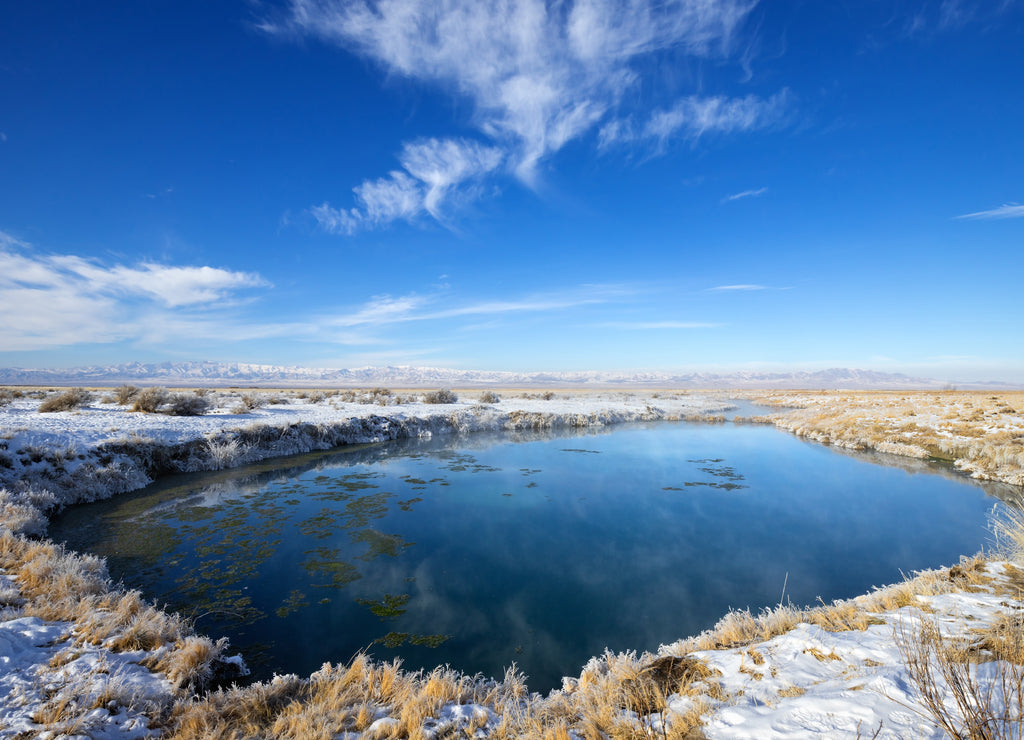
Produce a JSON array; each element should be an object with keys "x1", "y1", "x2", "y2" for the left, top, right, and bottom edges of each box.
[
  {"x1": 693, "y1": 565, "x2": 1021, "y2": 739},
  {"x1": 2, "y1": 388, "x2": 1022, "y2": 738}
]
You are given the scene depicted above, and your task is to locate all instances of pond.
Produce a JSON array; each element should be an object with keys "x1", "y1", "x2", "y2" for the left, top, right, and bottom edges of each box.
[{"x1": 50, "y1": 421, "x2": 1017, "y2": 694}]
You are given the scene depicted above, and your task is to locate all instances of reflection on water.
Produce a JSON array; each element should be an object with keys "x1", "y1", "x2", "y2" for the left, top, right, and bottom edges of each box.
[{"x1": 51, "y1": 423, "x2": 1017, "y2": 693}]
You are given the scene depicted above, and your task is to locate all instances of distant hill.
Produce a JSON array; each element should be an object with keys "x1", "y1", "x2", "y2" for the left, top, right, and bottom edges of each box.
[{"x1": 0, "y1": 360, "x2": 1013, "y2": 390}]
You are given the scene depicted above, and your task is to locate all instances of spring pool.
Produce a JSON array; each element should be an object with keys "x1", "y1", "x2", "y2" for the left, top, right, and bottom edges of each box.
[{"x1": 50, "y1": 421, "x2": 1015, "y2": 693}]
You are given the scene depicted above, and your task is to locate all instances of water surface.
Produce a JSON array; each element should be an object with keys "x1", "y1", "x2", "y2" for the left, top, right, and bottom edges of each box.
[{"x1": 51, "y1": 422, "x2": 1015, "y2": 693}]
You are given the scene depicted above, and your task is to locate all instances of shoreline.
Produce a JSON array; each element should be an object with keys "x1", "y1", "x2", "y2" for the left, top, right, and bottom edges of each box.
[{"x1": 2, "y1": 387, "x2": 1022, "y2": 738}]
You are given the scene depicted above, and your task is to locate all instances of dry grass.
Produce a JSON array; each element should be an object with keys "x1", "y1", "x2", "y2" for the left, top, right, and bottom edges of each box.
[
  {"x1": 162, "y1": 647, "x2": 722, "y2": 739},
  {"x1": 0, "y1": 530, "x2": 225, "y2": 692},
  {"x1": 743, "y1": 390, "x2": 1024, "y2": 487},
  {"x1": 896, "y1": 610, "x2": 1024, "y2": 739}
]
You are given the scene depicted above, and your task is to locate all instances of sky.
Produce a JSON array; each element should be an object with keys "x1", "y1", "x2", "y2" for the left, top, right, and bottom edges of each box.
[{"x1": 1, "y1": 1, "x2": 1022, "y2": 382}]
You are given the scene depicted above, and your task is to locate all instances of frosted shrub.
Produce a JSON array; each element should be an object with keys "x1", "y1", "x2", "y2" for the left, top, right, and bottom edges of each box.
[
  {"x1": 131, "y1": 387, "x2": 167, "y2": 413},
  {"x1": 232, "y1": 393, "x2": 266, "y2": 414},
  {"x1": 479, "y1": 391, "x2": 501, "y2": 404},
  {"x1": 423, "y1": 388, "x2": 458, "y2": 404},
  {"x1": 164, "y1": 392, "x2": 211, "y2": 416},
  {"x1": 205, "y1": 438, "x2": 246, "y2": 470},
  {"x1": 38, "y1": 388, "x2": 93, "y2": 413},
  {"x1": 113, "y1": 384, "x2": 140, "y2": 405}
]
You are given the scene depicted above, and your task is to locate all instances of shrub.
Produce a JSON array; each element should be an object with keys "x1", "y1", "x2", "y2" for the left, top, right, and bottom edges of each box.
[
  {"x1": 113, "y1": 384, "x2": 141, "y2": 405},
  {"x1": 164, "y1": 392, "x2": 211, "y2": 416},
  {"x1": 423, "y1": 388, "x2": 458, "y2": 404},
  {"x1": 38, "y1": 388, "x2": 93, "y2": 413},
  {"x1": 0, "y1": 388, "x2": 21, "y2": 407},
  {"x1": 231, "y1": 393, "x2": 267, "y2": 414},
  {"x1": 479, "y1": 391, "x2": 501, "y2": 404},
  {"x1": 131, "y1": 387, "x2": 168, "y2": 413}
]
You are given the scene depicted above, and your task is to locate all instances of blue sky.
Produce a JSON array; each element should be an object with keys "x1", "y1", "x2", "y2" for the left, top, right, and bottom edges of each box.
[{"x1": 1, "y1": 1, "x2": 1022, "y2": 381}]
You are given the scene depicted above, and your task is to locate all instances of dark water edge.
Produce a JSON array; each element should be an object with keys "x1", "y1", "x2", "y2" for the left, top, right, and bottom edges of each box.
[{"x1": 50, "y1": 421, "x2": 1019, "y2": 694}]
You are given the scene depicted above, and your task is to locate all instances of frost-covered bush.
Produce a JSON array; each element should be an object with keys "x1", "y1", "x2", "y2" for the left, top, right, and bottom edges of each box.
[
  {"x1": 131, "y1": 387, "x2": 168, "y2": 413},
  {"x1": 164, "y1": 392, "x2": 211, "y2": 416},
  {"x1": 423, "y1": 388, "x2": 458, "y2": 404},
  {"x1": 0, "y1": 388, "x2": 20, "y2": 407},
  {"x1": 479, "y1": 391, "x2": 500, "y2": 404},
  {"x1": 113, "y1": 384, "x2": 141, "y2": 405},
  {"x1": 232, "y1": 393, "x2": 266, "y2": 414},
  {"x1": 38, "y1": 388, "x2": 93, "y2": 413}
]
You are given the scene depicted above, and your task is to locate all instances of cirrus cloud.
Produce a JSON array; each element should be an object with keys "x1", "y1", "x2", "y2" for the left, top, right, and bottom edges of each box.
[
  {"x1": 955, "y1": 203, "x2": 1024, "y2": 220},
  {"x1": 264, "y1": 0, "x2": 789, "y2": 234}
]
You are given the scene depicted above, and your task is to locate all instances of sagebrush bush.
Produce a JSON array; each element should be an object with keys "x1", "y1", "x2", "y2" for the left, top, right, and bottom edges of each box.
[
  {"x1": 131, "y1": 387, "x2": 168, "y2": 413},
  {"x1": 0, "y1": 388, "x2": 20, "y2": 407},
  {"x1": 423, "y1": 388, "x2": 458, "y2": 404},
  {"x1": 113, "y1": 384, "x2": 141, "y2": 405},
  {"x1": 164, "y1": 393, "x2": 211, "y2": 416},
  {"x1": 38, "y1": 388, "x2": 93, "y2": 413},
  {"x1": 479, "y1": 391, "x2": 501, "y2": 404},
  {"x1": 236, "y1": 393, "x2": 266, "y2": 412}
]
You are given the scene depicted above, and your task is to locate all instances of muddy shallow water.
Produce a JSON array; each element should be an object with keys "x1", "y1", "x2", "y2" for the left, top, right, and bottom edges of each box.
[{"x1": 51, "y1": 421, "x2": 1015, "y2": 693}]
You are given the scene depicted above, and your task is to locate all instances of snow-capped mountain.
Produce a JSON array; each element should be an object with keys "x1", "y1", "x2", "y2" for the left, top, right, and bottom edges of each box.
[{"x1": 0, "y1": 360, "x2": 1011, "y2": 389}]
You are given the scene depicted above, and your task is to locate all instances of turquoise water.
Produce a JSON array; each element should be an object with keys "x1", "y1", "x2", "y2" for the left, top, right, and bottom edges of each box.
[{"x1": 51, "y1": 422, "x2": 1016, "y2": 693}]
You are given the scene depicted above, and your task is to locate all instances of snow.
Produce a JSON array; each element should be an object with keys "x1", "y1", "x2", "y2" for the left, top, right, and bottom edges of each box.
[
  {"x1": 0, "y1": 392, "x2": 726, "y2": 448},
  {"x1": 0, "y1": 600, "x2": 174, "y2": 739},
  {"x1": 688, "y1": 566, "x2": 1024, "y2": 739}
]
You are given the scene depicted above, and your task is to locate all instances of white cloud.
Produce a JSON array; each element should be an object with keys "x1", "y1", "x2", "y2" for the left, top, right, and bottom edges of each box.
[
  {"x1": 268, "y1": 0, "x2": 783, "y2": 232},
  {"x1": 0, "y1": 232, "x2": 272, "y2": 351},
  {"x1": 904, "y1": 0, "x2": 1018, "y2": 35},
  {"x1": 642, "y1": 90, "x2": 790, "y2": 146},
  {"x1": 313, "y1": 139, "x2": 503, "y2": 234},
  {"x1": 329, "y1": 293, "x2": 433, "y2": 326},
  {"x1": 708, "y1": 284, "x2": 767, "y2": 291},
  {"x1": 327, "y1": 284, "x2": 628, "y2": 327},
  {"x1": 598, "y1": 320, "x2": 720, "y2": 329},
  {"x1": 722, "y1": 186, "x2": 768, "y2": 203},
  {"x1": 955, "y1": 203, "x2": 1024, "y2": 220},
  {"x1": 399, "y1": 138, "x2": 504, "y2": 219}
]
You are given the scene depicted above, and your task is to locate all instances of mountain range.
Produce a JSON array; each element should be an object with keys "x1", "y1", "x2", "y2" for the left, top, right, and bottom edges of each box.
[{"x1": 0, "y1": 361, "x2": 1013, "y2": 390}]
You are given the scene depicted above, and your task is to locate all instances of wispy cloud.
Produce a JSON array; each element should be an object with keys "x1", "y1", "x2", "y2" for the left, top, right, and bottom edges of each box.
[
  {"x1": 601, "y1": 91, "x2": 789, "y2": 151},
  {"x1": 0, "y1": 231, "x2": 274, "y2": 351},
  {"x1": 955, "y1": 203, "x2": 1024, "y2": 220},
  {"x1": 905, "y1": 0, "x2": 1019, "y2": 36},
  {"x1": 708, "y1": 283, "x2": 767, "y2": 291},
  {"x1": 328, "y1": 284, "x2": 627, "y2": 327},
  {"x1": 264, "y1": 0, "x2": 788, "y2": 233},
  {"x1": 312, "y1": 139, "x2": 505, "y2": 234},
  {"x1": 597, "y1": 320, "x2": 720, "y2": 329},
  {"x1": 721, "y1": 186, "x2": 768, "y2": 203}
]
